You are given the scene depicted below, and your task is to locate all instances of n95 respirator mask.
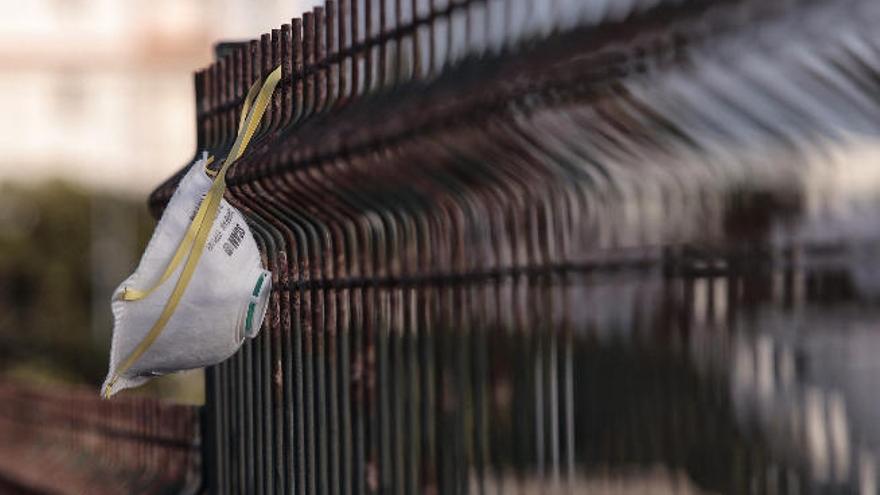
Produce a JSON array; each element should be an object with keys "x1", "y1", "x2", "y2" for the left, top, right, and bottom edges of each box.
[
  {"x1": 102, "y1": 154, "x2": 271, "y2": 397},
  {"x1": 103, "y1": 65, "x2": 281, "y2": 398}
]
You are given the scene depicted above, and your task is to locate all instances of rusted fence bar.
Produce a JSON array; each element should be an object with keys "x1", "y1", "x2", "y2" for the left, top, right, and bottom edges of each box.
[{"x1": 0, "y1": 381, "x2": 201, "y2": 494}]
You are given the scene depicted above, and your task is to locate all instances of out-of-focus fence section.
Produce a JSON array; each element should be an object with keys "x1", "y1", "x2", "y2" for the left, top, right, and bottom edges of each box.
[
  {"x1": 0, "y1": 381, "x2": 201, "y2": 494},
  {"x1": 141, "y1": 0, "x2": 880, "y2": 493}
]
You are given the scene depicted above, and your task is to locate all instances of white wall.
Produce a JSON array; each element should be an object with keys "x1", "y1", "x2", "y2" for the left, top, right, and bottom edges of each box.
[{"x1": 0, "y1": 0, "x2": 319, "y2": 193}]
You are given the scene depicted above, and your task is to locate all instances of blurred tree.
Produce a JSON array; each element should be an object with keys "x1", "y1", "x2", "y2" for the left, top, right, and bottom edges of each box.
[{"x1": 0, "y1": 181, "x2": 152, "y2": 385}]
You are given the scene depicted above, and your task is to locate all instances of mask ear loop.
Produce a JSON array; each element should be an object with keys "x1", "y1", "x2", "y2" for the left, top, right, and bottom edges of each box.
[
  {"x1": 119, "y1": 75, "x2": 265, "y2": 302},
  {"x1": 105, "y1": 66, "x2": 283, "y2": 398}
]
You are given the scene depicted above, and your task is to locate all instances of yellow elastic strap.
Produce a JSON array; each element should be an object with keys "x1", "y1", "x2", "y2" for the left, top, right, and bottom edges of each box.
[
  {"x1": 121, "y1": 76, "x2": 264, "y2": 302},
  {"x1": 204, "y1": 74, "x2": 260, "y2": 177},
  {"x1": 238, "y1": 74, "x2": 263, "y2": 135},
  {"x1": 122, "y1": 153, "x2": 213, "y2": 300},
  {"x1": 204, "y1": 155, "x2": 217, "y2": 178},
  {"x1": 105, "y1": 66, "x2": 282, "y2": 397}
]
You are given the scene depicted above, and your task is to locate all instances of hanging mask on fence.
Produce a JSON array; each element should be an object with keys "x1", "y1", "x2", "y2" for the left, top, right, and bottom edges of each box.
[{"x1": 102, "y1": 67, "x2": 281, "y2": 397}]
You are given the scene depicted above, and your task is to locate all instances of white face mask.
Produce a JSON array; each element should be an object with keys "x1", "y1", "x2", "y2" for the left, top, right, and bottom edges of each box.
[
  {"x1": 102, "y1": 154, "x2": 271, "y2": 397},
  {"x1": 102, "y1": 66, "x2": 282, "y2": 397}
]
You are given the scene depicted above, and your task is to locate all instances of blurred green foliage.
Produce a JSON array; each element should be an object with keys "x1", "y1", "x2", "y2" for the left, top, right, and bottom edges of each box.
[{"x1": 0, "y1": 180, "x2": 152, "y2": 386}]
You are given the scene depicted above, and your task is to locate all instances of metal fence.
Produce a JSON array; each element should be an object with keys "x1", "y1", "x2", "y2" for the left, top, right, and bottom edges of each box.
[
  {"x1": 0, "y1": 0, "x2": 857, "y2": 493},
  {"x1": 138, "y1": 0, "x2": 880, "y2": 493},
  {"x1": 0, "y1": 381, "x2": 201, "y2": 494}
]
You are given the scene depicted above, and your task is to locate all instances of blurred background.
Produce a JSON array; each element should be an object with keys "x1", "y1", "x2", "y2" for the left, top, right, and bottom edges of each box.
[
  {"x1": 0, "y1": 0, "x2": 319, "y2": 403},
  {"x1": 2, "y1": 0, "x2": 880, "y2": 493}
]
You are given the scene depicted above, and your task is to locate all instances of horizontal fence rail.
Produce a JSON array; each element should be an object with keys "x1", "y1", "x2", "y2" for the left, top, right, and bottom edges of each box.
[
  {"x1": 0, "y1": 381, "x2": 201, "y2": 494},
  {"x1": 147, "y1": 0, "x2": 880, "y2": 493}
]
